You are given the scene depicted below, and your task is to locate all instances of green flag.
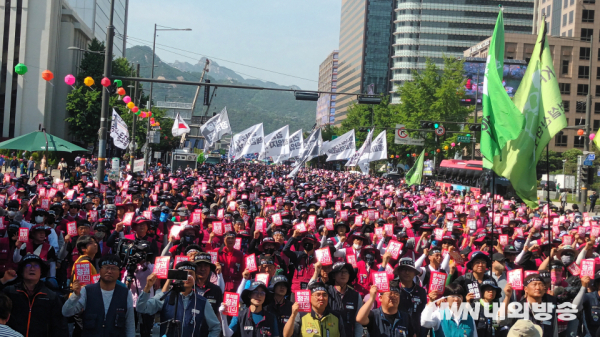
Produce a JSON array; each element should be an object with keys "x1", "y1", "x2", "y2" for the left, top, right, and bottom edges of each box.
[
  {"x1": 489, "y1": 20, "x2": 568, "y2": 208},
  {"x1": 594, "y1": 132, "x2": 600, "y2": 150},
  {"x1": 480, "y1": 10, "x2": 525, "y2": 168},
  {"x1": 405, "y1": 150, "x2": 425, "y2": 186}
]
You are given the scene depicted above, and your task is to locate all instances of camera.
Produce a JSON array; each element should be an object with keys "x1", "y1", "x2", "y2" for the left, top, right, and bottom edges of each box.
[
  {"x1": 166, "y1": 269, "x2": 189, "y2": 303},
  {"x1": 115, "y1": 238, "x2": 151, "y2": 283}
]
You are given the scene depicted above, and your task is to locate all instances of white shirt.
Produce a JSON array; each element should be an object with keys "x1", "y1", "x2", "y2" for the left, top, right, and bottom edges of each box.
[{"x1": 420, "y1": 303, "x2": 479, "y2": 337}]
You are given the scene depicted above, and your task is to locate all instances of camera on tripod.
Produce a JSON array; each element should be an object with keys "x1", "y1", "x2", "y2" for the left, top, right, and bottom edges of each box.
[
  {"x1": 115, "y1": 238, "x2": 151, "y2": 283},
  {"x1": 167, "y1": 269, "x2": 189, "y2": 295}
]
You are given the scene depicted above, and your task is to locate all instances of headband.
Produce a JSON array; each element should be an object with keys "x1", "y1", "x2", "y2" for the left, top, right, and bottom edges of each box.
[
  {"x1": 100, "y1": 259, "x2": 120, "y2": 268},
  {"x1": 311, "y1": 286, "x2": 327, "y2": 293},
  {"x1": 177, "y1": 264, "x2": 196, "y2": 272},
  {"x1": 524, "y1": 276, "x2": 544, "y2": 287},
  {"x1": 389, "y1": 286, "x2": 401, "y2": 293},
  {"x1": 186, "y1": 249, "x2": 199, "y2": 254}
]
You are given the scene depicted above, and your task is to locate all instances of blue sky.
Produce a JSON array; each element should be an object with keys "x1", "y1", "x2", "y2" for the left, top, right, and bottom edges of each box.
[{"x1": 126, "y1": 0, "x2": 341, "y2": 90}]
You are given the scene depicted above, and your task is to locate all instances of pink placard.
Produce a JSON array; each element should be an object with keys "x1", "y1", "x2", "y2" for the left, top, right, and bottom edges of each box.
[
  {"x1": 324, "y1": 218, "x2": 334, "y2": 231},
  {"x1": 581, "y1": 259, "x2": 596, "y2": 277},
  {"x1": 428, "y1": 271, "x2": 447, "y2": 293},
  {"x1": 373, "y1": 272, "x2": 390, "y2": 292},
  {"x1": 123, "y1": 212, "x2": 134, "y2": 226},
  {"x1": 315, "y1": 248, "x2": 333, "y2": 266},
  {"x1": 295, "y1": 290, "x2": 311, "y2": 312},
  {"x1": 246, "y1": 254, "x2": 257, "y2": 272},
  {"x1": 507, "y1": 269, "x2": 523, "y2": 290},
  {"x1": 67, "y1": 222, "x2": 77, "y2": 236},
  {"x1": 74, "y1": 262, "x2": 92, "y2": 286},
  {"x1": 18, "y1": 228, "x2": 29, "y2": 242},
  {"x1": 154, "y1": 256, "x2": 170, "y2": 279},
  {"x1": 386, "y1": 240, "x2": 404, "y2": 260},
  {"x1": 223, "y1": 292, "x2": 240, "y2": 317}
]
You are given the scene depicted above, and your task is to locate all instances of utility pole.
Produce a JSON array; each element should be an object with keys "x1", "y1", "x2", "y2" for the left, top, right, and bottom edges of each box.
[
  {"x1": 583, "y1": 34, "x2": 594, "y2": 211},
  {"x1": 96, "y1": 0, "x2": 115, "y2": 183},
  {"x1": 182, "y1": 59, "x2": 210, "y2": 148},
  {"x1": 130, "y1": 63, "x2": 140, "y2": 169}
]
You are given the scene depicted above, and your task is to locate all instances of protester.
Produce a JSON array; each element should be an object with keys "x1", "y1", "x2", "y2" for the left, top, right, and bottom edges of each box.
[{"x1": 0, "y1": 293, "x2": 22, "y2": 337}]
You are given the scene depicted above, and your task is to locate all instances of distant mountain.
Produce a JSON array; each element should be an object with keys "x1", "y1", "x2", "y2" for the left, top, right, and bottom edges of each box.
[{"x1": 125, "y1": 46, "x2": 315, "y2": 134}]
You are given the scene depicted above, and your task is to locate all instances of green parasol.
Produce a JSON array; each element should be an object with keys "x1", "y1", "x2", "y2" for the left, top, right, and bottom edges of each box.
[{"x1": 0, "y1": 131, "x2": 89, "y2": 152}]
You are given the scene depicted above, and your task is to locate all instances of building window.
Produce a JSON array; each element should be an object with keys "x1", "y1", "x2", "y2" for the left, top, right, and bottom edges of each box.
[
  {"x1": 579, "y1": 65, "x2": 590, "y2": 78},
  {"x1": 563, "y1": 101, "x2": 570, "y2": 112},
  {"x1": 542, "y1": 8, "x2": 545, "y2": 16},
  {"x1": 555, "y1": 133, "x2": 568, "y2": 146},
  {"x1": 569, "y1": 29, "x2": 573, "y2": 37},
  {"x1": 581, "y1": 47, "x2": 591, "y2": 60},
  {"x1": 576, "y1": 118, "x2": 587, "y2": 126},
  {"x1": 559, "y1": 83, "x2": 571, "y2": 94},
  {"x1": 582, "y1": 28, "x2": 593, "y2": 40},
  {"x1": 597, "y1": 85, "x2": 600, "y2": 96},
  {"x1": 594, "y1": 120, "x2": 600, "y2": 130},
  {"x1": 584, "y1": 0, "x2": 596, "y2": 3},
  {"x1": 563, "y1": 14, "x2": 568, "y2": 26},
  {"x1": 596, "y1": 102, "x2": 600, "y2": 113},
  {"x1": 583, "y1": 10, "x2": 595, "y2": 22},
  {"x1": 562, "y1": 60, "x2": 570, "y2": 75},
  {"x1": 578, "y1": 84, "x2": 589, "y2": 95},
  {"x1": 577, "y1": 101, "x2": 587, "y2": 113},
  {"x1": 564, "y1": 0, "x2": 568, "y2": 8},
  {"x1": 570, "y1": 11, "x2": 575, "y2": 23},
  {"x1": 574, "y1": 136, "x2": 585, "y2": 148}
]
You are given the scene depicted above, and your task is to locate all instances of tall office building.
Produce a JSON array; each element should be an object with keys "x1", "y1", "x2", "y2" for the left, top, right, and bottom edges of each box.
[
  {"x1": 335, "y1": 0, "x2": 394, "y2": 125},
  {"x1": 390, "y1": 0, "x2": 534, "y2": 104},
  {"x1": 0, "y1": 0, "x2": 127, "y2": 140},
  {"x1": 65, "y1": 0, "x2": 129, "y2": 57},
  {"x1": 316, "y1": 50, "x2": 339, "y2": 126}
]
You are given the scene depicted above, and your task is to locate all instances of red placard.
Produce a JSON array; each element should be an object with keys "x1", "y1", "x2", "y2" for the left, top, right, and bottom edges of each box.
[
  {"x1": 434, "y1": 228, "x2": 444, "y2": 241},
  {"x1": 562, "y1": 235, "x2": 573, "y2": 245},
  {"x1": 191, "y1": 213, "x2": 201, "y2": 225},
  {"x1": 245, "y1": 254, "x2": 257, "y2": 272},
  {"x1": 592, "y1": 226, "x2": 600, "y2": 238},
  {"x1": 67, "y1": 222, "x2": 78, "y2": 236},
  {"x1": 499, "y1": 234, "x2": 508, "y2": 246},
  {"x1": 223, "y1": 292, "x2": 240, "y2": 317},
  {"x1": 307, "y1": 215, "x2": 317, "y2": 227},
  {"x1": 74, "y1": 262, "x2": 92, "y2": 286},
  {"x1": 386, "y1": 240, "x2": 404, "y2": 260},
  {"x1": 228, "y1": 201, "x2": 237, "y2": 212},
  {"x1": 217, "y1": 209, "x2": 224, "y2": 219},
  {"x1": 295, "y1": 290, "x2": 311, "y2": 312},
  {"x1": 18, "y1": 228, "x2": 29, "y2": 242},
  {"x1": 255, "y1": 218, "x2": 267, "y2": 235},
  {"x1": 315, "y1": 248, "x2": 333, "y2": 266},
  {"x1": 402, "y1": 217, "x2": 412, "y2": 228},
  {"x1": 209, "y1": 251, "x2": 218, "y2": 264},
  {"x1": 174, "y1": 255, "x2": 189, "y2": 265},
  {"x1": 515, "y1": 228, "x2": 524, "y2": 237},
  {"x1": 428, "y1": 271, "x2": 447, "y2": 294},
  {"x1": 224, "y1": 222, "x2": 233, "y2": 233},
  {"x1": 234, "y1": 238, "x2": 242, "y2": 250},
  {"x1": 567, "y1": 262, "x2": 581, "y2": 276},
  {"x1": 114, "y1": 196, "x2": 123, "y2": 204},
  {"x1": 295, "y1": 222, "x2": 307, "y2": 233},
  {"x1": 271, "y1": 213, "x2": 282, "y2": 226},
  {"x1": 581, "y1": 259, "x2": 596, "y2": 277},
  {"x1": 346, "y1": 252, "x2": 357, "y2": 268},
  {"x1": 374, "y1": 227, "x2": 384, "y2": 239},
  {"x1": 89, "y1": 210, "x2": 98, "y2": 222},
  {"x1": 384, "y1": 224, "x2": 394, "y2": 236},
  {"x1": 507, "y1": 269, "x2": 523, "y2": 290},
  {"x1": 92, "y1": 274, "x2": 100, "y2": 283},
  {"x1": 354, "y1": 215, "x2": 363, "y2": 226},
  {"x1": 372, "y1": 272, "x2": 390, "y2": 292},
  {"x1": 324, "y1": 218, "x2": 334, "y2": 231},
  {"x1": 340, "y1": 210, "x2": 348, "y2": 221},
  {"x1": 212, "y1": 222, "x2": 223, "y2": 236},
  {"x1": 123, "y1": 212, "x2": 134, "y2": 226},
  {"x1": 154, "y1": 256, "x2": 170, "y2": 279},
  {"x1": 255, "y1": 273, "x2": 270, "y2": 285},
  {"x1": 533, "y1": 218, "x2": 542, "y2": 230}
]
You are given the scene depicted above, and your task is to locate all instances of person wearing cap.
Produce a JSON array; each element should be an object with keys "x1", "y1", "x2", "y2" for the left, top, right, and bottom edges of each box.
[
  {"x1": 137, "y1": 261, "x2": 220, "y2": 337},
  {"x1": 332, "y1": 232, "x2": 367, "y2": 261},
  {"x1": 392, "y1": 257, "x2": 428, "y2": 337},
  {"x1": 507, "y1": 320, "x2": 544, "y2": 337},
  {"x1": 216, "y1": 231, "x2": 246, "y2": 292},
  {"x1": 471, "y1": 279, "x2": 512, "y2": 337},
  {"x1": 578, "y1": 273, "x2": 600, "y2": 337},
  {"x1": 452, "y1": 251, "x2": 494, "y2": 299},
  {"x1": 2, "y1": 254, "x2": 67, "y2": 337},
  {"x1": 237, "y1": 255, "x2": 278, "y2": 296},
  {"x1": 283, "y1": 229, "x2": 321, "y2": 291},
  {"x1": 192, "y1": 252, "x2": 224, "y2": 315},
  {"x1": 421, "y1": 283, "x2": 478, "y2": 337},
  {"x1": 356, "y1": 280, "x2": 413, "y2": 337},
  {"x1": 221, "y1": 280, "x2": 279, "y2": 337},
  {"x1": 414, "y1": 246, "x2": 451, "y2": 290},
  {"x1": 506, "y1": 274, "x2": 558, "y2": 337},
  {"x1": 490, "y1": 253, "x2": 516, "y2": 303},
  {"x1": 107, "y1": 216, "x2": 159, "y2": 260},
  {"x1": 265, "y1": 275, "x2": 293, "y2": 337},
  {"x1": 62, "y1": 254, "x2": 135, "y2": 337},
  {"x1": 284, "y1": 281, "x2": 347, "y2": 337},
  {"x1": 312, "y1": 261, "x2": 362, "y2": 337},
  {"x1": 13, "y1": 225, "x2": 56, "y2": 277}
]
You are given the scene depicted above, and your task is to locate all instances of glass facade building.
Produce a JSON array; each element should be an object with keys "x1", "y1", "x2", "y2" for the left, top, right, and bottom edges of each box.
[
  {"x1": 316, "y1": 51, "x2": 339, "y2": 126},
  {"x1": 336, "y1": 0, "x2": 394, "y2": 125},
  {"x1": 390, "y1": 0, "x2": 534, "y2": 104},
  {"x1": 66, "y1": 0, "x2": 129, "y2": 57}
]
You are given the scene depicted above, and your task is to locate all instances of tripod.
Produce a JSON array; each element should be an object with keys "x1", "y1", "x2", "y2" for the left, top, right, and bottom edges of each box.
[{"x1": 159, "y1": 283, "x2": 183, "y2": 337}]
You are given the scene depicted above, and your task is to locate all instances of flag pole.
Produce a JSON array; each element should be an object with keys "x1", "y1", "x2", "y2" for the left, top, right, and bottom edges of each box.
[
  {"x1": 547, "y1": 144, "x2": 552, "y2": 242},
  {"x1": 491, "y1": 171, "x2": 495, "y2": 255}
]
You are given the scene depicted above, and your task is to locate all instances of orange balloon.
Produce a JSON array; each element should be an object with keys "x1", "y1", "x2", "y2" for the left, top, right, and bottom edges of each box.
[
  {"x1": 116, "y1": 87, "x2": 126, "y2": 96},
  {"x1": 578, "y1": 129, "x2": 585, "y2": 136},
  {"x1": 42, "y1": 70, "x2": 54, "y2": 81}
]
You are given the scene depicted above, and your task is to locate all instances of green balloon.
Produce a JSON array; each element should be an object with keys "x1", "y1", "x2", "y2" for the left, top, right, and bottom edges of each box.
[
  {"x1": 407, "y1": 154, "x2": 410, "y2": 157},
  {"x1": 14, "y1": 63, "x2": 27, "y2": 75},
  {"x1": 114, "y1": 79, "x2": 122, "y2": 87},
  {"x1": 135, "y1": 111, "x2": 141, "y2": 116}
]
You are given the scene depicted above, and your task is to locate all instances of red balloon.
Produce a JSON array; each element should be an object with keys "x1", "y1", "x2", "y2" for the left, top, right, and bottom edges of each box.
[
  {"x1": 164, "y1": 136, "x2": 168, "y2": 140},
  {"x1": 116, "y1": 87, "x2": 126, "y2": 95},
  {"x1": 100, "y1": 77, "x2": 111, "y2": 87},
  {"x1": 42, "y1": 70, "x2": 54, "y2": 81}
]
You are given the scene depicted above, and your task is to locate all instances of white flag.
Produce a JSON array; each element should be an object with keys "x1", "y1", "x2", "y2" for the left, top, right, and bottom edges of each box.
[
  {"x1": 324, "y1": 130, "x2": 355, "y2": 162},
  {"x1": 229, "y1": 123, "x2": 265, "y2": 162},
  {"x1": 262, "y1": 125, "x2": 289, "y2": 161},
  {"x1": 110, "y1": 109, "x2": 129, "y2": 149},
  {"x1": 200, "y1": 107, "x2": 232, "y2": 146},
  {"x1": 288, "y1": 128, "x2": 321, "y2": 178},
  {"x1": 172, "y1": 112, "x2": 190, "y2": 137},
  {"x1": 278, "y1": 129, "x2": 303, "y2": 162},
  {"x1": 368, "y1": 131, "x2": 387, "y2": 162},
  {"x1": 346, "y1": 130, "x2": 373, "y2": 167}
]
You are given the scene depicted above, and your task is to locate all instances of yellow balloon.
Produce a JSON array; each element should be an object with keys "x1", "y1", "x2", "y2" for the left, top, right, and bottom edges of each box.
[
  {"x1": 127, "y1": 102, "x2": 135, "y2": 109},
  {"x1": 444, "y1": 146, "x2": 449, "y2": 150},
  {"x1": 156, "y1": 122, "x2": 160, "y2": 126},
  {"x1": 84, "y1": 76, "x2": 94, "y2": 87}
]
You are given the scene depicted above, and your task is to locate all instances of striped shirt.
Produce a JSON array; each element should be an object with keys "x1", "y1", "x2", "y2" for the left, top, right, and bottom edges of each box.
[{"x1": 0, "y1": 325, "x2": 23, "y2": 337}]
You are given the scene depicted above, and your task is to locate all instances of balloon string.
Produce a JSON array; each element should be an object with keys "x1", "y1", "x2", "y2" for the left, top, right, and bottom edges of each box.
[{"x1": 48, "y1": 81, "x2": 54, "y2": 87}]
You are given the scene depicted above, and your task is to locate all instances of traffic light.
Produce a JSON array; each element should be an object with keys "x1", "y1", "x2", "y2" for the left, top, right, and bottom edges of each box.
[
  {"x1": 469, "y1": 124, "x2": 482, "y2": 131},
  {"x1": 582, "y1": 167, "x2": 594, "y2": 185},
  {"x1": 203, "y1": 79, "x2": 211, "y2": 106},
  {"x1": 421, "y1": 122, "x2": 435, "y2": 129}
]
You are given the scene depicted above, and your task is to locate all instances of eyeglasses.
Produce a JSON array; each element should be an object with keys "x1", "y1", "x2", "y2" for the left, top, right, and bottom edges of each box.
[
  {"x1": 25, "y1": 264, "x2": 40, "y2": 270},
  {"x1": 311, "y1": 292, "x2": 328, "y2": 298},
  {"x1": 252, "y1": 290, "x2": 266, "y2": 297},
  {"x1": 384, "y1": 292, "x2": 400, "y2": 298}
]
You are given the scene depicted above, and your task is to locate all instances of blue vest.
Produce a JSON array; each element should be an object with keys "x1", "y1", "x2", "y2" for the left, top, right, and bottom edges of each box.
[
  {"x1": 433, "y1": 309, "x2": 476, "y2": 337},
  {"x1": 159, "y1": 291, "x2": 207, "y2": 337},
  {"x1": 82, "y1": 282, "x2": 129, "y2": 337}
]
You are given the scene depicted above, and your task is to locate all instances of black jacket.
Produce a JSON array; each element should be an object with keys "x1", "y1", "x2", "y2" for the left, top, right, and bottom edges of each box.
[{"x1": 3, "y1": 281, "x2": 68, "y2": 337}]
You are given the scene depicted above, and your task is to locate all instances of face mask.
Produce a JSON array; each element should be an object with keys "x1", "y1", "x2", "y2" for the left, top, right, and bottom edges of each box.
[
  {"x1": 303, "y1": 243, "x2": 314, "y2": 252},
  {"x1": 365, "y1": 254, "x2": 375, "y2": 266},
  {"x1": 159, "y1": 213, "x2": 168, "y2": 222},
  {"x1": 264, "y1": 248, "x2": 275, "y2": 255},
  {"x1": 514, "y1": 241, "x2": 524, "y2": 251},
  {"x1": 34, "y1": 216, "x2": 44, "y2": 224},
  {"x1": 353, "y1": 243, "x2": 362, "y2": 250},
  {"x1": 183, "y1": 235, "x2": 194, "y2": 243},
  {"x1": 561, "y1": 255, "x2": 574, "y2": 266},
  {"x1": 94, "y1": 231, "x2": 105, "y2": 240}
]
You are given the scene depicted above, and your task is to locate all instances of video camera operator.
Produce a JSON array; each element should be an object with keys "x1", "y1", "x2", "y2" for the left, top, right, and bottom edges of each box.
[
  {"x1": 107, "y1": 216, "x2": 159, "y2": 259},
  {"x1": 136, "y1": 261, "x2": 220, "y2": 337}
]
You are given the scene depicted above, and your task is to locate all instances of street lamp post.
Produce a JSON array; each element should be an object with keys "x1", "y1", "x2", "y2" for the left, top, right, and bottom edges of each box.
[
  {"x1": 144, "y1": 25, "x2": 191, "y2": 173},
  {"x1": 95, "y1": 0, "x2": 116, "y2": 183}
]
